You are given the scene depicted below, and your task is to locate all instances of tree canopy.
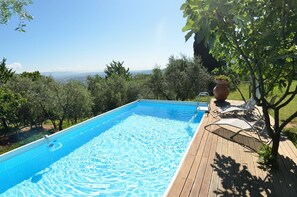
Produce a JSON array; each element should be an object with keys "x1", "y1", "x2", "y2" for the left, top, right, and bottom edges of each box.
[
  {"x1": 0, "y1": 0, "x2": 33, "y2": 31},
  {"x1": 104, "y1": 60, "x2": 132, "y2": 80},
  {"x1": 149, "y1": 55, "x2": 211, "y2": 101},
  {"x1": 181, "y1": 0, "x2": 297, "y2": 159},
  {"x1": 1, "y1": 55, "x2": 213, "y2": 149}
]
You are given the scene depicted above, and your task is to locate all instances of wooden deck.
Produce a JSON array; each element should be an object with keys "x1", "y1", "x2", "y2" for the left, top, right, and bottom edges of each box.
[{"x1": 165, "y1": 100, "x2": 297, "y2": 197}]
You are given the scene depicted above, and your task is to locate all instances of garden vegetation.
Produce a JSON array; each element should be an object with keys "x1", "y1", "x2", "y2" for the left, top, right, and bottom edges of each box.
[{"x1": 0, "y1": 56, "x2": 211, "y2": 153}]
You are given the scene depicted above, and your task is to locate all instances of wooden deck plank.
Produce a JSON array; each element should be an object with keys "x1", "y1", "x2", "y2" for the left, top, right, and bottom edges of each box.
[
  {"x1": 224, "y1": 134, "x2": 234, "y2": 195},
  {"x1": 246, "y1": 138, "x2": 259, "y2": 196},
  {"x1": 188, "y1": 129, "x2": 214, "y2": 196},
  {"x1": 198, "y1": 132, "x2": 218, "y2": 196},
  {"x1": 250, "y1": 137, "x2": 275, "y2": 196},
  {"x1": 179, "y1": 113, "x2": 216, "y2": 196},
  {"x1": 281, "y1": 138, "x2": 297, "y2": 162},
  {"x1": 231, "y1": 138, "x2": 242, "y2": 196},
  {"x1": 214, "y1": 137, "x2": 227, "y2": 196},
  {"x1": 208, "y1": 134, "x2": 223, "y2": 197},
  {"x1": 180, "y1": 127, "x2": 210, "y2": 196},
  {"x1": 181, "y1": 118, "x2": 209, "y2": 196},
  {"x1": 278, "y1": 144, "x2": 297, "y2": 196},
  {"x1": 239, "y1": 135, "x2": 252, "y2": 196},
  {"x1": 268, "y1": 141, "x2": 296, "y2": 196},
  {"x1": 167, "y1": 110, "x2": 214, "y2": 196},
  {"x1": 273, "y1": 161, "x2": 292, "y2": 196},
  {"x1": 165, "y1": 100, "x2": 297, "y2": 197},
  {"x1": 187, "y1": 117, "x2": 210, "y2": 156},
  {"x1": 227, "y1": 138, "x2": 236, "y2": 195},
  {"x1": 283, "y1": 137, "x2": 297, "y2": 157}
]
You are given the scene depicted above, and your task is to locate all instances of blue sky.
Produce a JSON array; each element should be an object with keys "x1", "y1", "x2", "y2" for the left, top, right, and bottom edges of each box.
[{"x1": 0, "y1": 0, "x2": 194, "y2": 73}]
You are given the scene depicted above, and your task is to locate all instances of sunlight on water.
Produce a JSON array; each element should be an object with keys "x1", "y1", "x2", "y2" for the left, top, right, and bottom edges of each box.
[{"x1": 1, "y1": 101, "x2": 203, "y2": 196}]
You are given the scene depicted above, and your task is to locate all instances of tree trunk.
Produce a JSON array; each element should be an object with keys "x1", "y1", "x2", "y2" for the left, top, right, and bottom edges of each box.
[
  {"x1": 1, "y1": 118, "x2": 9, "y2": 136},
  {"x1": 50, "y1": 119, "x2": 57, "y2": 130},
  {"x1": 58, "y1": 119, "x2": 64, "y2": 131},
  {"x1": 271, "y1": 130, "x2": 281, "y2": 159},
  {"x1": 15, "y1": 129, "x2": 20, "y2": 140}
]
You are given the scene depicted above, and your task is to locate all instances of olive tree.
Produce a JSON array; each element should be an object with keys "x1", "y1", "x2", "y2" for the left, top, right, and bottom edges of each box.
[
  {"x1": 64, "y1": 80, "x2": 93, "y2": 123},
  {"x1": 127, "y1": 74, "x2": 152, "y2": 102},
  {"x1": 149, "y1": 67, "x2": 171, "y2": 100},
  {"x1": 0, "y1": 59, "x2": 24, "y2": 136},
  {"x1": 0, "y1": 87, "x2": 24, "y2": 136},
  {"x1": 38, "y1": 79, "x2": 93, "y2": 131},
  {"x1": 149, "y1": 55, "x2": 211, "y2": 101},
  {"x1": 30, "y1": 77, "x2": 61, "y2": 130},
  {"x1": 104, "y1": 74, "x2": 128, "y2": 110},
  {"x1": 165, "y1": 55, "x2": 211, "y2": 100},
  {"x1": 87, "y1": 74, "x2": 109, "y2": 115},
  {"x1": 6, "y1": 75, "x2": 44, "y2": 128},
  {"x1": 181, "y1": 0, "x2": 297, "y2": 159}
]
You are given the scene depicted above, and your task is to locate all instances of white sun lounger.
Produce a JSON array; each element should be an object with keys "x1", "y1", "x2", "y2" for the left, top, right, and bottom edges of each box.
[
  {"x1": 205, "y1": 117, "x2": 267, "y2": 142},
  {"x1": 214, "y1": 97, "x2": 260, "y2": 117}
]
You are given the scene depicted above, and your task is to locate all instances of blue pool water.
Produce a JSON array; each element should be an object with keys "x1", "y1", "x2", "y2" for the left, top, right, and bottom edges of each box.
[{"x1": 0, "y1": 100, "x2": 204, "y2": 196}]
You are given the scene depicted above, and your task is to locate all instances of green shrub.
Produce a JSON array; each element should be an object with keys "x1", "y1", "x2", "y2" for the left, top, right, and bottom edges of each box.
[{"x1": 257, "y1": 144, "x2": 276, "y2": 166}]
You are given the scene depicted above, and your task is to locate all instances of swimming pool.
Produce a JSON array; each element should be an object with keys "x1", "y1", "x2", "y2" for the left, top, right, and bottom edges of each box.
[{"x1": 0, "y1": 100, "x2": 205, "y2": 196}]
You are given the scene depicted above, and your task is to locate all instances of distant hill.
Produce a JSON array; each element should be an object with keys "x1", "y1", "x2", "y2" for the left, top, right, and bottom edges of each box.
[
  {"x1": 41, "y1": 70, "x2": 152, "y2": 83},
  {"x1": 41, "y1": 71, "x2": 105, "y2": 82},
  {"x1": 130, "y1": 70, "x2": 152, "y2": 75}
]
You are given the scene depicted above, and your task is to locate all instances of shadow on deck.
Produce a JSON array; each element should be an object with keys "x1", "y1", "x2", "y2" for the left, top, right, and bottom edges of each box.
[{"x1": 166, "y1": 100, "x2": 297, "y2": 196}]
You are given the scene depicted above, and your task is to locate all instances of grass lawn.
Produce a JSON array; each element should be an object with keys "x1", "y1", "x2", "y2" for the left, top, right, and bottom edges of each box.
[
  {"x1": 229, "y1": 82, "x2": 297, "y2": 125},
  {"x1": 228, "y1": 82, "x2": 297, "y2": 146}
]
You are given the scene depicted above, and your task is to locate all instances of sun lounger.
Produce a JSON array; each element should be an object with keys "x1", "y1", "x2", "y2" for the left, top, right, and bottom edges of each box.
[
  {"x1": 205, "y1": 116, "x2": 268, "y2": 143},
  {"x1": 214, "y1": 97, "x2": 260, "y2": 118}
]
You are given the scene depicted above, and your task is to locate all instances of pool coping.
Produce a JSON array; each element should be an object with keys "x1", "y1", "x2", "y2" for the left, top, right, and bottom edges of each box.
[{"x1": 163, "y1": 112, "x2": 206, "y2": 196}]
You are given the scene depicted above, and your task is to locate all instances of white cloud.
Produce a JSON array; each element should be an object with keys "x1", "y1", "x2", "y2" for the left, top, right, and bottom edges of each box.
[{"x1": 7, "y1": 62, "x2": 22, "y2": 72}]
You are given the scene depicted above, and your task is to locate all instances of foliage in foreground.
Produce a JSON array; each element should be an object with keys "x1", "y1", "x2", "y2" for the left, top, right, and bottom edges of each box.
[
  {"x1": 0, "y1": 0, "x2": 33, "y2": 31},
  {"x1": 181, "y1": 0, "x2": 297, "y2": 159}
]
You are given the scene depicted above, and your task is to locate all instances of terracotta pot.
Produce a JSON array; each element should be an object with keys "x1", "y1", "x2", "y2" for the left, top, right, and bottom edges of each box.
[{"x1": 213, "y1": 80, "x2": 229, "y2": 102}]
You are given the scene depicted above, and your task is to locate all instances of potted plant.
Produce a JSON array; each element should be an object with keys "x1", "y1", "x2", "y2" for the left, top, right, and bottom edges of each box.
[{"x1": 213, "y1": 75, "x2": 230, "y2": 102}]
